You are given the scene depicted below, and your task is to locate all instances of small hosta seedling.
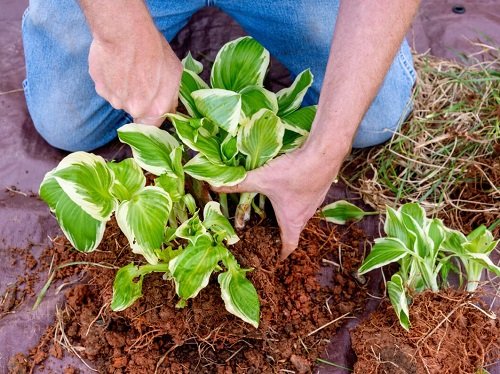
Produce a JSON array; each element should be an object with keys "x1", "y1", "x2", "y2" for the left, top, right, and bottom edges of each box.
[
  {"x1": 170, "y1": 36, "x2": 317, "y2": 228},
  {"x1": 353, "y1": 202, "x2": 499, "y2": 330},
  {"x1": 39, "y1": 124, "x2": 260, "y2": 328}
]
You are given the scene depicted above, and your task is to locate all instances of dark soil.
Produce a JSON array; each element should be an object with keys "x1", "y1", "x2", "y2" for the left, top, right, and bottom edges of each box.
[
  {"x1": 351, "y1": 289, "x2": 499, "y2": 374},
  {"x1": 9, "y1": 217, "x2": 369, "y2": 373}
]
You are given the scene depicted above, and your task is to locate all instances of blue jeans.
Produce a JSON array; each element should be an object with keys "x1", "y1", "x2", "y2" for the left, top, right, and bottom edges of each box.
[{"x1": 22, "y1": 0, "x2": 416, "y2": 152}]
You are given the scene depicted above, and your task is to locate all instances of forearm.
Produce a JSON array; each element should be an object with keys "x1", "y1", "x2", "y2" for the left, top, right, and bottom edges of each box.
[
  {"x1": 305, "y1": 0, "x2": 420, "y2": 161},
  {"x1": 79, "y1": 0, "x2": 157, "y2": 43}
]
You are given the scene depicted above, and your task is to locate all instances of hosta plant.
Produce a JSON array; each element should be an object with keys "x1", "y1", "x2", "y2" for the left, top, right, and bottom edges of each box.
[
  {"x1": 39, "y1": 124, "x2": 260, "y2": 327},
  {"x1": 355, "y1": 203, "x2": 499, "y2": 330},
  {"x1": 169, "y1": 36, "x2": 317, "y2": 228}
]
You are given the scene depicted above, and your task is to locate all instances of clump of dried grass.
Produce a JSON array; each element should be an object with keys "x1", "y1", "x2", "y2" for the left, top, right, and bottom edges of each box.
[{"x1": 341, "y1": 44, "x2": 499, "y2": 234}]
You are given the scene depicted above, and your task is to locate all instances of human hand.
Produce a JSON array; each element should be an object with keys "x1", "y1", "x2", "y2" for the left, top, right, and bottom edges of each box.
[
  {"x1": 214, "y1": 143, "x2": 348, "y2": 260},
  {"x1": 88, "y1": 26, "x2": 182, "y2": 126}
]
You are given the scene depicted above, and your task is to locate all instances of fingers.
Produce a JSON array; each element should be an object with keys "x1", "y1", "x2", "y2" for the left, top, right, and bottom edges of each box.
[{"x1": 133, "y1": 115, "x2": 165, "y2": 127}]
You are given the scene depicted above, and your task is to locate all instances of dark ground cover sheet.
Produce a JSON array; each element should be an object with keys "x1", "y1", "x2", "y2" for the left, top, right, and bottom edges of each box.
[{"x1": 1, "y1": 1, "x2": 499, "y2": 372}]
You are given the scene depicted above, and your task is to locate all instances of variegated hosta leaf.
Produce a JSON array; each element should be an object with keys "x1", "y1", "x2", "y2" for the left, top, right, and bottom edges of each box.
[
  {"x1": 183, "y1": 194, "x2": 197, "y2": 215},
  {"x1": 221, "y1": 135, "x2": 238, "y2": 164},
  {"x1": 276, "y1": 69, "x2": 313, "y2": 116},
  {"x1": 384, "y1": 207, "x2": 412, "y2": 249},
  {"x1": 52, "y1": 152, "x2": 116, "y2": 221},
  {"x1": 280, "y1": 132, "x2": 307, "y2": 154},
  {"x1": 180, "y1": 69, "x2": 209, "y2": 117},
  {"x1": 240, "y1": 86, "x2": 278, "y2": 118},
  {"x1": 203, "y1": 201, "x2": 239, "y2": 245},
  {"x1": 107, "y1": 158, "x2": 146, "y2": 201},
  {"x1": 111, "y1": 263, "x2": 145, "y2": 311},
  {"x1": 211, "y1": 36, "x2": 270, "y2": 92},
  {"x1": 40, "y1": 173, "x2": 106, "y2": 252},
  {"x1": 192, "y1": 89, "x2": 242, "y2": 136},
  {"x1": 387, "y1": 273, "x2": 410, "y2": 330},
  {"x1": 428, "y1": 218, "x2": 445, "y2": 255},
  {"x1": 466, "y1": 253, "x2": 500, "y2": 276},
  {"x1": 167, "y1": 114, "x2": 222, "y2": 164},
  {"x1": 218, "y1": 269, "x2": 259, "y2": 328},
  {"x1": 169, "y1": 235, "x2": 227, "y2": 300},
  {"x1": 155, "y1": 173, "x2": 183, "y2": 202},
  {"x1": 281, "y1": 105, "x2": 317, "y2": 133},
  {"x1": 465, "y1": 225, "x2": 497, "y2": 254},
  {"x1": 117, "y1": 123, "x2": 180, "y2": 176},
  {"x1": 237, "y1": 109, "x2": 284, "y2": 170},
  {"x1": 184, "y1": 154, "x2": 247, "y2": 188},
  {"x1": 399, "y1": 203, "x2": 426, "y2": 227},
  {"x1": 182, "y1": 52, "x2": 203, "y2": 74},
  {"x1": 116, "y1": 186, "x2": 172, "y2": 265},
  {"x1": 442, "y1": 229, "x2": 467, "y2": 254},
  {"x1": 358, "y1": 237, "x2": 410, "y2": 275},
  {"x1": 175, "y1": 215, "x2": 207, "y2": 244},
  {"x1": 402, "y1": 214, "x2": 434, "y2": 258},
  {"x1": 321, "y1": 200, "x2": 375, "y2": 225}
]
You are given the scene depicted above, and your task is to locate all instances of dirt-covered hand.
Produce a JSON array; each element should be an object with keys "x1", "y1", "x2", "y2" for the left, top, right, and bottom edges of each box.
[
  {"x1": 88, "y1": 27, "x2": 182, "y2": 126},
  {"x1": 214, "y1": 146, "x2": 343, "y2": 260}
]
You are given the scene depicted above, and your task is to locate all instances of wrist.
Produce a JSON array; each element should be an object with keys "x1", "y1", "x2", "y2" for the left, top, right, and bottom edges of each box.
[{"x1": 81, "y1": 0, "x2": 157, "y2": 45}]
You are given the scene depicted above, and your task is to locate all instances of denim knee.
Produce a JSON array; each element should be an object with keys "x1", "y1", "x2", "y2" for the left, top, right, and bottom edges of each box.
[{"x1": 352, "y1": 42, "x2": 416, "y2": 149}]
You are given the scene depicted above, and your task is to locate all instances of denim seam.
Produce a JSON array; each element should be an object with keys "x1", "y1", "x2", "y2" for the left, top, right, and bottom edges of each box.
[{"x1": 398, "y1": 48, "x2": 417, "y2": 88}]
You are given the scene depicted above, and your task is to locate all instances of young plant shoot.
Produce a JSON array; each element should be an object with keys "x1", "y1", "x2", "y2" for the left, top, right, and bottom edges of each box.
[
  {"x1": 170, "y1": 37, "x2": 317, "y2": 228},
  {"x1": 39, "y1": 124, "x2": 260, "y2": 328},
  {"x1": 350, "y1": 203, "x2": 498, "y2": 330}
]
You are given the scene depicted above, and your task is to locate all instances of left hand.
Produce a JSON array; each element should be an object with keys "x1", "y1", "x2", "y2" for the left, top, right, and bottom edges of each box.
[{"x1": 213, "y1": 144, "x2": 346, "y2": 260}]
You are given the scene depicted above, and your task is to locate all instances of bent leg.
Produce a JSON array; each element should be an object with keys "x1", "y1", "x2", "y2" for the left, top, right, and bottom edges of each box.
[
  {"x1": 216, "y1": 0, "x2": 416, "y2": 148},
  {"x1": 22, "y1": 0, "x2": 203, "y2": 152}
]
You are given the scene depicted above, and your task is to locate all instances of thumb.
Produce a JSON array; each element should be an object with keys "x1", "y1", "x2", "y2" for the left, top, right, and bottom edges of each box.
[{"x1": 211, "y1": 170, "x2": 261, "y2": 194}]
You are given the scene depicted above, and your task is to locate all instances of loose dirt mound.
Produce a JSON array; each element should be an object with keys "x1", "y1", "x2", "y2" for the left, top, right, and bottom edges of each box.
[
  {"x1": 351, "y1": 289, "x2": 499, "y2": 374},
  {"x1": 10, "y1": 217, "x2": 369, "y2": 373}
]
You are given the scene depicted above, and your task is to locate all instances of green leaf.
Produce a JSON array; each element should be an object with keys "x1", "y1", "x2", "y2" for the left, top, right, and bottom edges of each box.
[
  {"x1": 167, "y1": 114, "x2": 222, "y2": 164},
  {"x1": 399, "y1": 203, "x2": 426, "y2": 227},
  {"x1": 384, "y1": 207, "x2": 412, "y2": 248},
  {"x1": 52, "y1": 152, "x2": 116, "y2": 221},
  {"x1": 321, "y1": 200, "x2": 375, "y2": 224},
  {"x1": 237, "y1": 109, "x2": 284, "y2": 170},
  {"x1": 192, "y1": 89, "x2": 242, "y2": 136},
  {"x1": 175, "y1": 215, "x2": 207, "y2": 244},
  {"x1": 184, "y1": 154, "x2": 247, "y2": 187},
  {"x1": 117, "y1": 123, "x2": 180, "y2": 176},
  {"x1": 155, "y1": 173, "x2": 183, "y2": 202},
  {"x1": 281, "y1": 105, "x2": 317, "y2": 133},
  {"x1": 387, "y1": 274, "x2": 410, "y2": 331},
  {"x1": 465, "y1": 226, "x2": 496, "y2": 254},
  {"x1": 240, "y1": 85, "x2": 278, "y2": 118},
  {"x1": 219, "y1": 269, "x2": 259, "y2": 328},
  {"x1": 111, "y1": 263, "x2": 145, "y2": 311},
  {"x1": 428, "y1": 218, "x2": 445, "y2": 254},
  {"x1": 182, "y1": 52, "x2": 203, "y2": 74},
  {"x1": 40, "y1": 172, "x2": 106, "y2": 252},
  {"x1": 358, "y1": 237, "x2": 410, "y2": 275},
  {"x1": 116, "y1": 186, "x2": 172, "y2": 265},
  {"x1": 169, "y1": 235, "x2": 226, "y2": 300},
  {"x1": 467, "y1": 253, "x2": 500, "y2": 276},
  {"x1": 203, "y1": 201, "x2": 239, "y2": 245},
  {"x1": 221, "y1": 134, "x2": 239, "y2": 164},
  {"x1": 179, "y1": 69, "x2": 209, "y2": 117},
  {"x1": 442, "y1": 229, "x2": 467, "y2": 254},
  {"x1": 108, "y1": 158, "x2": 146, "y2": 201},
  {"x1": 211, "y1": 36, "x2": 269, "y2": 92},
  {"x1": 276, "y1": 69, "x2": 313, "y2": 116},
  {"x1": 280, "y1": 131, "x2": 307, "y2": 154}
]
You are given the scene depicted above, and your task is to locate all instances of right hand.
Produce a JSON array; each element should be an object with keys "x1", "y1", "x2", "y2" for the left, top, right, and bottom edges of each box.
[{"x1": 88, "y1": 26, "x2": 182, "y2": 126}]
